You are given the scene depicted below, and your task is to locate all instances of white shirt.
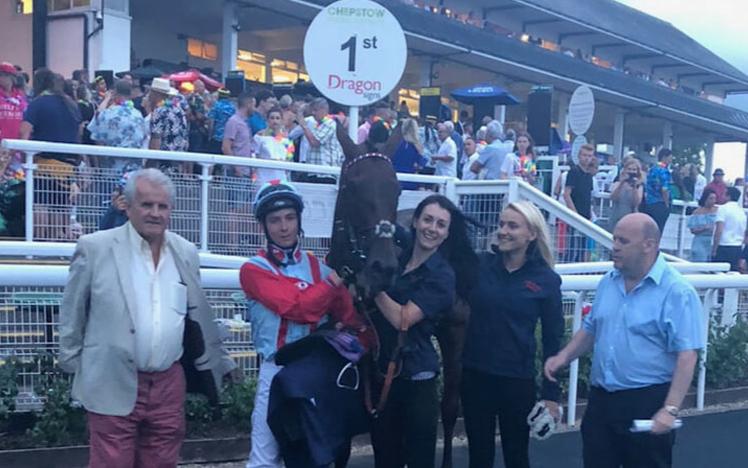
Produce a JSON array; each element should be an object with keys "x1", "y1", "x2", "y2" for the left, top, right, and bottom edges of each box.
[
  {"x1": 461, "y1": 153, "x2": 481, "y2": 180},
  {"x1": 694, "y1": 174, "x2": 707, "y2": 201},
  {"x1": 127, "y1": 223, "x2": 186, "y2": 372},
  {"x1": 434, "y1": 136, "x2": 457, "y2": 177},
  {"x1": 253, "y1": 134, "x2": 290, "y2": 185},
  {"x1": 288, "y1": 123, "x2": 310, "y2": 163},
  {"x1": 501, "y1": 153, "x2": 518, "y2": 178},
  {"x1": 715, "y1": 201, "x2": 747, "y2": 246}
]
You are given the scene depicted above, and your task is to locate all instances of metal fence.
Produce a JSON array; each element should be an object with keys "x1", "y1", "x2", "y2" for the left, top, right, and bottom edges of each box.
[
  {"x1": 1, "y1": 264, "x2": 746, "y2": 424},
  {"x1": 2, "y1": 139, "x2": 621, "y2": 264}
]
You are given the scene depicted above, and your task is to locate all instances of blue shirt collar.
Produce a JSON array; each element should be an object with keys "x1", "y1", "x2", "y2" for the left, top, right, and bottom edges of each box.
[{"x1": 611, "y1": 253, "x2": 667, "y2": 286}]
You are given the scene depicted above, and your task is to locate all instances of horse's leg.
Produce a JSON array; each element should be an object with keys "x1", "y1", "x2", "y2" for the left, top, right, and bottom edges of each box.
[{"x1": 436, "y1": 301, "x2": 470, "y2": 468}]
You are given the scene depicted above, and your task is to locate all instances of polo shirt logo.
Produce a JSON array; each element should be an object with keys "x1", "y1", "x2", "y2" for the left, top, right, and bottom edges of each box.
[{"x1": 525, "y1": 280, "x2": 541, "y2": 292}]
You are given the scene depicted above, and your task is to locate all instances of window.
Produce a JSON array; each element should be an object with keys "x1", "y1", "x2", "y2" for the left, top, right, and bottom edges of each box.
[
  {"x1": 18, "y1": 0, "x2": 33, "y2": 14},
  {"x1": 236, "y1": 61, "x2": 266, "y2": 83},
  {"x1": 187, "y1": 37, "x2": 218, "y2": 61},
  {"x1": 237, "y1": 49, "x2": 267, "y2": 82},
  {"x1": 399, "y1": 88, "x2": 420, "y2": 117},
  {"x1": 48, "y1": 0, "x2": 90, "y2": 11}
]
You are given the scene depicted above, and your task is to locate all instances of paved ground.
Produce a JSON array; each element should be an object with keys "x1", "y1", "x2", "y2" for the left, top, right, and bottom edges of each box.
[
  {"x1": 348, "y1": 408, "x2": 748, "y2": 468},
  {"x1": 183, "y1": 407, "x2": 748, "y2": 468}
]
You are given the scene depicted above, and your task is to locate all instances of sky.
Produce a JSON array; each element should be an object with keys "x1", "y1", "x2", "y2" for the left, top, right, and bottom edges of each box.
[{"x1": 617, "y1": 0, "x2": 748, "y2": 180}]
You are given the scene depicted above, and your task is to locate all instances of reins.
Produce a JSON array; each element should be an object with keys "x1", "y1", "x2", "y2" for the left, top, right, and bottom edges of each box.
[{"x1": 334, "y1": 151, "x2": 406, "y2": 418}]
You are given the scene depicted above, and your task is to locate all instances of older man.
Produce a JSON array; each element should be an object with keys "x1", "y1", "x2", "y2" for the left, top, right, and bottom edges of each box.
[
  {"x1": 545, "y1": 213, "x2": 703, "y2": 468},
  {"x1": 431, "y1": 121, "x2": 458, "y2": 177},
  {"x1": 470, "y1": 120, "x2": 511, "y2": 180},
  {"x1": 60, "y1": 168, "x2": 235, "y2": 467},
  {"x1": 295, "y1": 97, "x2": 343, "y2": 168}
]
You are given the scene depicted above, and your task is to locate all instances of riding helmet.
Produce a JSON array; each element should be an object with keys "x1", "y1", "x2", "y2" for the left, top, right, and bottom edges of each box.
[{"x1": 253, "y1": 180, "x2": 304, "y2": 221}]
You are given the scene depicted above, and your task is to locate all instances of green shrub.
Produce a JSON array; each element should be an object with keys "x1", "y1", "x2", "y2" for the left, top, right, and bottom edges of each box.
[
  {"x1": 705, "y1": 317, "x2": 748, "y2": 389},
  {"x1": 220, "y1": 377, "x2": 257, "y2": 434},
  {"x1": 26, "y1": 354, "x2": 86, "y2": 447},
  {"x1": 0, "y1": 358, "x2": 19, "y2": 423},
  {"x1": 185, "y1": 393, "x2": 219, "y2": 436}
]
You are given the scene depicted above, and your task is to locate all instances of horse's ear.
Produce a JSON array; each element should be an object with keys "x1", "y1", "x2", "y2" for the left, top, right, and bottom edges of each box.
[
  {"x1": 381, "y1": 123, "x2": 403, "y2": 159},
  {"x1": 335, "y1": 119, "x2": 365, "y2": 160}
]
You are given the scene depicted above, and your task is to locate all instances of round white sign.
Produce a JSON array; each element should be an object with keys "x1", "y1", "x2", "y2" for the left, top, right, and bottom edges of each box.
[
  {"x1": 303, "y1": 0, "x2": 407, "y2": 106},
  {"x1": 571, "y1": 135, "x2": 588, "y2": 165},
  {"x1": 568, "y1": 86, "x2": 595, "y2": 136}
]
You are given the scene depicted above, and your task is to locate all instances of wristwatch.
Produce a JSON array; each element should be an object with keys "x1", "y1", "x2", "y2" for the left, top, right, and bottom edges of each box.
[{"x1": 664, "y1": 405, "x2": 679, "y2": 417}]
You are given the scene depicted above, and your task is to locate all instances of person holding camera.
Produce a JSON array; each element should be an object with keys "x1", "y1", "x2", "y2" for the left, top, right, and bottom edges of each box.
[{"x1": 608, "y1": 157, "x2": 643, "y2": 232}]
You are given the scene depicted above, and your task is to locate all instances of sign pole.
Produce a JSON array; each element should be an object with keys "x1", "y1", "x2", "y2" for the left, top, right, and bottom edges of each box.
[{"x1": 349, "y1": 106, "x2": 359, "y2": 142}]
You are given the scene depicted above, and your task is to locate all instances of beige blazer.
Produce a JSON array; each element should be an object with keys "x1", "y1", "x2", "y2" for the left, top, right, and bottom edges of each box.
[{"x1": 59, "y1": 223, "x2": 235, "y2": 416}]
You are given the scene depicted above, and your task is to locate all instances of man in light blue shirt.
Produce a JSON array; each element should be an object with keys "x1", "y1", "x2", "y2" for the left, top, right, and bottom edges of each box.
[
  {"x1": 470, "y1": 120, "x2": 510, "y2": 180},
  {"x1": 545, "y1": 213, "x2": 703, "y2": 468}
]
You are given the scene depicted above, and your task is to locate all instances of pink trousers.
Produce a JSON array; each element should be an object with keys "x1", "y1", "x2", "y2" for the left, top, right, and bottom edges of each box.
[{"x1": 87, "y1": 362, "x2": 186, "y2": 468}]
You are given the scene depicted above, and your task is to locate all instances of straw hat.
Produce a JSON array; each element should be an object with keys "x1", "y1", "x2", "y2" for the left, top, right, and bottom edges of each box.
[{"x1": 150, "y1": 77, "x2": 178, "y2": 96}]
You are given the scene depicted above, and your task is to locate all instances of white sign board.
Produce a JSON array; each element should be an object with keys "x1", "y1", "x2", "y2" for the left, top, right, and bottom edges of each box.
[
  {"x1": 299, "y1": 182, "x2": 432, "y2": 238},
  {"x1": 571, "y1": 135, "x2": 588, "y2": 165},
  {"x1": 568, "y1": 86, "x2": 595, "y2": 136},
  {"x1": 303, "y1": 0, "x2": 407, "y2": 106}
]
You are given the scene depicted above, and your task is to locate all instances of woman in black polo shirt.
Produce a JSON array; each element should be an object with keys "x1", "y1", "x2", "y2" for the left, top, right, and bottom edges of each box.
[
  {"x1": 370, "y1": 194, "x2": 477, "y2": 468},
  {"x1": 462, "y1": 201, "x2": 564, "y2": 468}
]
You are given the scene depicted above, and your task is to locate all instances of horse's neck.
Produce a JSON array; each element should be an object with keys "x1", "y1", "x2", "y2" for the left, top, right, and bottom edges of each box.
[{"x1": 328, "y1": 187, "x2": 349, "y2": 271}]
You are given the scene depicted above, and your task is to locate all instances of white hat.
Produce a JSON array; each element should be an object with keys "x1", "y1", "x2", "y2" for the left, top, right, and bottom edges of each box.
[{"x1": 150, "y1": 77, "x2": 178, "y2": 96}]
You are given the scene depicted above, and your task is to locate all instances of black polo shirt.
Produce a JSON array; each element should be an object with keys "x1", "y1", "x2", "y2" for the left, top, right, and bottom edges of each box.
[
  {"x1": 372, "y1": 248, "x2": 455, "y2": 379},
  {"x1": 565, "y1": 164, "x2": 593, "y2": 220},
  {"x1": 463, "y1": 251, "x2": 564, "y2": 401}
]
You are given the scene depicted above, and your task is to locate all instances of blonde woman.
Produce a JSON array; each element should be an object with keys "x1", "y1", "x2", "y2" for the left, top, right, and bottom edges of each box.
[
  {"x1": 462, "y1": 201, "x2": 563, "y2": 468},
  {"x1": 608, "y1": 157, "x2": 643, "y2": 232},
  {"x1": 392, "y1": 118, "x2": 428, "y2": 190}
]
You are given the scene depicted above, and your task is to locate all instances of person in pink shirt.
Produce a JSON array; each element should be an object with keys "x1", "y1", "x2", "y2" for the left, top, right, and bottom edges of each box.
[
  {"x1": 0, "y1": 62, "x2": 26, "y2": 181},
  {"x1": 705, "y1": 168, "x2": 729, "y2": 205}
]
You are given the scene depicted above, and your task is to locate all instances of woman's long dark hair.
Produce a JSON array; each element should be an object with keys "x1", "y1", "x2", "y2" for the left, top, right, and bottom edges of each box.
[
  {"x1": 513, "y1": 131, "x2": 535, "y2": 157},
  {"x1": 33, "y1": 68, "x2": 80, "y2": 122},
  {"x1": 412, "y1": 194, "x2": 479, "y2": 300}
]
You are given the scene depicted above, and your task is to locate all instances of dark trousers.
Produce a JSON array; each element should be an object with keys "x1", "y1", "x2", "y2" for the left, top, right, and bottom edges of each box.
[
  {"x1": 563, "y1": 225, "x2": 592, "y2": 263},
  {"x1": 714, "y1": 246, "x2": 742, "y2": 271},
  {"x1": 461, "y1": 368, "x2": 536, "y2": 468},
  {"x1": 370, "y1": 377, "x2": 439, "y2": 468},
  {"x1": 643, "y1": 202, "x2": 670, "y2": 234},
  {"x1": 582, "y1": 384, "x2": 675, "y2": 468}
]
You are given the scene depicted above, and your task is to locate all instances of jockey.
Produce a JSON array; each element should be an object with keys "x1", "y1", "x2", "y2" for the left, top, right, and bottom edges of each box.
[{"x1": 240, "y1": 180, "x2": 358, "y2": 468}]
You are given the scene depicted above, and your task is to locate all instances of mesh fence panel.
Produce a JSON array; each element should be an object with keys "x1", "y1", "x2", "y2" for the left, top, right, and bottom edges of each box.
[{"x1": 0, "y1": 286, "x2": 259, "y2": 410}]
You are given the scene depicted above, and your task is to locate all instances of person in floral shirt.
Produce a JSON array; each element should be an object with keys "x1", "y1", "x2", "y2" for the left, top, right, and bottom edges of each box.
[
  {"x1": 87, "y1": 79, "x2": 147, "y2": 172},
  {"x1": 207, "y1": 88, "x2": 236, "y2": 154},
  {"x1": 147, "y1": 78, "x2": 189, "y2": 174}
]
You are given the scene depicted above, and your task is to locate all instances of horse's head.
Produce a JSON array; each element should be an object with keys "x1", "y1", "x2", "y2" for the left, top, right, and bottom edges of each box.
[{"x1": 330, "y1": 153, "x2": 401, "y2": 297}]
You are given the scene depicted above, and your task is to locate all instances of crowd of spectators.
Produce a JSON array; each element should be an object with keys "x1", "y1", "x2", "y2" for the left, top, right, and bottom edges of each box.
[{"x1": 2, "y1": 60, "x2": 744, "y2": 267}]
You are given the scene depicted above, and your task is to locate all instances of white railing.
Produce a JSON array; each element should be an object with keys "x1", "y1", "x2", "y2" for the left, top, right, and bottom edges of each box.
[
  {"x1": 0, "y1": 263, "x2": 744, "y2": 425},
  {"x1": 2, "y1": 138, "x2": 632, "y2": 264}
]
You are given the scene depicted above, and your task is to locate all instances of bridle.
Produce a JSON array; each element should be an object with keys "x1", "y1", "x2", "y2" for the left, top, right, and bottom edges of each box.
[
  {"x1": 335, "y1": 152, "x2": 397, "y2": 285},
  {"x1": 333, "y1": 151, "x2": 404, "y2": 418}
]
